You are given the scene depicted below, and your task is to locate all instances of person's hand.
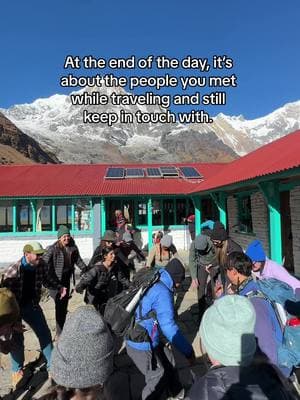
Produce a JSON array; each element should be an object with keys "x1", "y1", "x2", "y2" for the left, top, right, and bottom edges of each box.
[
  {"x1": 227, "y1": 283, "x2": 235, "y2": 295},
  {"x1": 214, "y1": 281, "x2": 223, "y2": 298},
  {"x1": 191, "y1": 278, "x2": 199, "y2": 289},
  {"x1": 205, "y1": 264, "x2": 213, "y2": 273},
  {"x1": 59, "y1": 287, "x2": 67, "y2": 299}
]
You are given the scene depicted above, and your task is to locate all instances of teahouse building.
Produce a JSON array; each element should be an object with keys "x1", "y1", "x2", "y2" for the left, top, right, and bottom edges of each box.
[{"x1": 0, "y1": 130, "x2": 299, "y2": 275}]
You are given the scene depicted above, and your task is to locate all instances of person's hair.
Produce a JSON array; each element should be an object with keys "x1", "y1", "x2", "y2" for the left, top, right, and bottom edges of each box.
[
  {"x1": 225, "y1": 252, "x2": 252, "y2": 277},
  {"x1": 38, "y1": 385, "x2": 105, "y2": 400},
  {"x1": 215, "y1": 239, "x2": 228, "y2": 267},
  {"x1": 101, "y1": 247, "x2": 114, "y2": 260}
]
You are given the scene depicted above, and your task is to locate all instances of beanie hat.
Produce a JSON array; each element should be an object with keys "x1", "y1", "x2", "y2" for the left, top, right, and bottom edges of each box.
[
  {"x1": 210, "y1": 222, "x2": 228, "y2": 241},
  {"x1": 245, "y1": 240, "x2": 266, "y2": 262},
  {"x1": 165, "y1": 258, "x2": 185, "y2": 285},
  {"x1": 50, "y1": 306, "x2": 114, "y2": 388},
  {"x1": 0, "y1": 288, "x2": 20, "y2": 326},
  {"x1": 195, "y1": 234, "x2": 210, "y2": 251},
  {"x1": 101, "y1": 230, "x2": 117, "y2": 242},
  {"x1": 23, "y1": 241, "x2": 46, "y2": 255},
  {"x1": 199, "y1": 295, "x2": 256, "y2": 366},
  {"x1": 57, "y1": 225, "x2": 70, "y2": 239},
  {"x1": 160, "y1": 234, "x2": 173, "y2": 248}
]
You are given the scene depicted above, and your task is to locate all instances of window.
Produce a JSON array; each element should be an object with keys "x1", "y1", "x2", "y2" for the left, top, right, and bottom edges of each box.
[
  {"x1": 238, "y1": 195, "x2": 253, "y2": 233},
  {"x1": 137, "y1": 202, "x2": 147, "y2": 225},
  {"x1": 152, "y1": 200, "x2": 162, "y2": 225},
  {"x1": 17, "y1": 201, "x2": 33, "y2": 232},
  {"x1": 163, "y1": 199, "x2": 175, "y2": 226},
  {"x1": 74, "y1": 199, "x2": 92, "y2": 231},
  {"x1": 36, "y1": 200, "x2": 53, "y2": 231},
  {"x1": 56, "y1": 201, "x2": 72, "y2": 230},
  {"x1": 0, "y1": 201, "x2": 13, "y2": 232},
  {"x1": 176, "y1": 199, "x2": 187, "y2": 225}
]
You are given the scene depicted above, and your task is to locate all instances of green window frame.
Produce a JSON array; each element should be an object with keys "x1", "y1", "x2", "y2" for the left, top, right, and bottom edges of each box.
[{"x1": 0, "y1": 198, "x2": 94, "y2": 236}]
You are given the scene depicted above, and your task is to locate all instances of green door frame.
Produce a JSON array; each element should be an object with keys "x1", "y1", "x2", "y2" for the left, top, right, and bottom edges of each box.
[
  {"x1": 210, "y1": 192, "x2": 227, "y2": 228},
  {"x1": 191, "y1": 195, "x2": 202, "y2": 236},
  {"x1": 259, "y1": 182, "x2": 282, "y2": 263},
  {"x1": 147, "y1": 197, "x2": 153, "y2": 250}
]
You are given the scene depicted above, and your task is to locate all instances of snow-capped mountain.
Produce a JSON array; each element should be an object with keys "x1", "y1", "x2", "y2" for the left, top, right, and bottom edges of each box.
[{"x1": 1, "y1": 86, "x2": 299, "y2": 164}]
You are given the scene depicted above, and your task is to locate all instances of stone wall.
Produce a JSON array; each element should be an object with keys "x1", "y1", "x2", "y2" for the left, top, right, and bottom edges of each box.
[{"x1": 290, "y1": 186, "x2": 300, "y2": 276}]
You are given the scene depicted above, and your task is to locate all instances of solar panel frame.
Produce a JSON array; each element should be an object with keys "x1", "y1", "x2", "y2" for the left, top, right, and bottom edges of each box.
[
  {"x1": 160, "y1": 166, "x2": 179, "y2": 177},
  {"x1": 180, "y1": 166, "x2": 203, "y2": 179},
  {"x1": 125, "y1": 168, "x2": 145, "y2": 178},
  {"x1": 105, "y1": 167, "x2": 125, "y2": 179},
  {"x1": 146, "y1": 167, "x2": 162, "y2": 178}
]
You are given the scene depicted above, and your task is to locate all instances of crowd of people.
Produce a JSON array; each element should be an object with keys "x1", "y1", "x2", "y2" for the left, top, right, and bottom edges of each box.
[{"x1": 1, "y1": 211, "x2": 300, "y2": 399}]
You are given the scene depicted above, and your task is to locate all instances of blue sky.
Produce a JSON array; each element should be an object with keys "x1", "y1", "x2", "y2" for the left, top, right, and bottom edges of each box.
[{"x1": 1, "y1": 0, "x2": 299, "y2": 119}]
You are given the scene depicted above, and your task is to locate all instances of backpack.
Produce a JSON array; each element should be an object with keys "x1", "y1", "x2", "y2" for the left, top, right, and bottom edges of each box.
[
  {"x1": 246, "y1": 278, "x2": 300, "y2": 370},
  {"x1": 103, "y1": 268, "x2": 160, "y2": 337}
]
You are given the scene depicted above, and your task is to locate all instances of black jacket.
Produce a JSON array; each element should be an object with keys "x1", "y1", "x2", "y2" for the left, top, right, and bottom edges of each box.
[
  {"x1": 185, "y1": 364, "x2": 296, "y2": 400},
  {"x1": 76, "y1": 262, "x2": 130, "y2": 312},
  {"x1": 43, "y1": 238, "x2": 86, "y2": 283}
]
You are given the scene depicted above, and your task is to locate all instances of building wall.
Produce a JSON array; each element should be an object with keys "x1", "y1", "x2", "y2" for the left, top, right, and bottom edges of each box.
[
  {"x1": 0, "y1": 234, "x2": 94, "y2": 267},
  {"x1": 227, "y1": 192, "x2": 269, "y2": 253},
  {"x1": 290, "y1": 186, "x2": 300, "y2": 276}
]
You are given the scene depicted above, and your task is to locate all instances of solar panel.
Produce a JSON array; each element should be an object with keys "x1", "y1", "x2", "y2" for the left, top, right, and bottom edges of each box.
[
  {"x1": 146, "y1": 167, "x2": 162, "y2": 178},
  {"x1": 180, "y1": 166, "x2": 203, "y2": 179},
  {"x1": 160, "y1": 166, "x2": 179, "y2": 177},
  {"x1": 126, "y1": 168, "x2": 144, "y2": 178},
  {"x1": 105, "y1": 167, "x2": 125, "y2": 179}
]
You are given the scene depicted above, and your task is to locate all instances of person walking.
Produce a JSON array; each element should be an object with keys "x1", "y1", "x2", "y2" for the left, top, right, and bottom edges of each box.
[
  {"x1": 43, "y1": 225, "x2": 87, "y2": 336},
  {"x1": 2, "y1": 242, "x2": 61, "y2": 388}
]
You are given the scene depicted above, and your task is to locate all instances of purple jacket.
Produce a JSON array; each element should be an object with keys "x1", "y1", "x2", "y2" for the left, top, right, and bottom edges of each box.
[
  {"x1": 239, "y1": 279, "x2": 281, "y2": 370},
  {"x1": 254, "y1": 258, "x2": 300, "y2": 293}
]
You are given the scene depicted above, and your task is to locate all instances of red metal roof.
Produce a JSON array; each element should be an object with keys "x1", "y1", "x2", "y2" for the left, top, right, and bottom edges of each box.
[
  {"x1": 0, "y1": 162, "x2": 225, "y2": 197},
  {"x1": 0, "y1": 130, "x2": 299, "y2": 198},
  {"x1": 189, "y1": 129, "x2": 300, "y2": 193}
]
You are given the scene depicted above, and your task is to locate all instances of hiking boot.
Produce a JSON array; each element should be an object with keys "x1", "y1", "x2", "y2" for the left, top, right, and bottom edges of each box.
[{"x1": 11, "y1": 369, "x2": 24, "y2": 389}]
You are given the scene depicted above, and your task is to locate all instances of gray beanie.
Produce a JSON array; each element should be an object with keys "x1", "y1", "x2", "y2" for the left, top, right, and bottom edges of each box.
[
  {"x1": 50, "y1": 306, "x2": 114, "y2": 388},
  {"x1": 160, "y1": 234, "x2": 173, "y2": 248},
  {"x1": 194, "y1": 234, "x2": 210, "y2": 251},
  {"x1": 199, "y1": 295, "x2": 256, "y2": 366}
]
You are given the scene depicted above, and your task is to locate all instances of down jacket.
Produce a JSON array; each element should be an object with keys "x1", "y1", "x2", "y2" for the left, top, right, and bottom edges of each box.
[
  {"x1": 126, "y1": 268, "x2": 193, "y2": 358},
  {"x1": 185, "y1": 364, "x2": 296, "y2": 400}
]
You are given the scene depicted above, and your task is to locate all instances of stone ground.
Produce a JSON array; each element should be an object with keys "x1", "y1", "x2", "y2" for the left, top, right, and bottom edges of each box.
[{"x1": 0, "y1": 263, "x2": 206, "y2": 400}]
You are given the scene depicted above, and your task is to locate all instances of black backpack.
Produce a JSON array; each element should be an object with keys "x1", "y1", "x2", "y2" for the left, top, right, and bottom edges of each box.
[{"x1": 103, "y1": 268, "x2": 160, "y2": 337}]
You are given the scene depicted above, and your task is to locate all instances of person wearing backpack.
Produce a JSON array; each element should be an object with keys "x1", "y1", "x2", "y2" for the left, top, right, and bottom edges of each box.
[
  {"x1": 76, "y1": 247, "x2": 130, "y2": 314},
  {"x1": 188, "y1": 234, "x2": 217, "y2": 320},
  {"x1": 224, "y1": 252, "x2": 292, "y2": 377},
  {"x1": 245, "y1": 240, "x2": 300, "y2": 293},
  {"x1": 186, "y1": 295, "x2": 297, "y2": 400},
  {"x1": 125, "y1": 258, "x2": 195, "y2": 400}
]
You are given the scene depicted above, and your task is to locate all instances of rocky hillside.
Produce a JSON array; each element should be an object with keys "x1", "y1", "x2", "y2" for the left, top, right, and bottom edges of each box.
[{"x1": 0, "y1": 113, "x2": 59, "y2": 164}]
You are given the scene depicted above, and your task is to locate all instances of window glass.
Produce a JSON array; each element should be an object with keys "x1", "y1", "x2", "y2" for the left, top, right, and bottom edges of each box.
[
  {"x1": 163, "y1": 199, "x2": 174, "y2": 226},
  {"x1": 74, "y1": 199, "x2": 92, "y2": 231},
  {"x1": 238, "y1": 195, "x2": 253, "y2": 233},
  {"x1": 152, "y1": 200, "x2": 162, "y2": 226},
  {"x1": 0, "y1": 201, "x2": 13, "y2": 232},
  {"x1": 17, "y1": 202, "x2": 33, "y2": 232}
]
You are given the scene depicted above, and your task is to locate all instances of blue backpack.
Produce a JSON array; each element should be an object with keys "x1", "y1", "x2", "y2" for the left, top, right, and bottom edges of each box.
[{"x1": 247, "y1": 278, "x2": 300, "y2": 371}]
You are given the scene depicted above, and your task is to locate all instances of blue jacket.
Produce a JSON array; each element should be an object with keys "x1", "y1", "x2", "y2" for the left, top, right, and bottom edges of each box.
[{"x1": 126, "y1": 269, "x2": 193, "y2": 357}]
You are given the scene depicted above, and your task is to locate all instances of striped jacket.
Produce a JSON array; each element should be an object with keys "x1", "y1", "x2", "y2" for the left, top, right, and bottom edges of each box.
[
  {"x1": 43, "y1": 238, "x2": 86, "y2": 283},
  {"x1": 2, "y1": 258, "x2": 61, "y2": 305}
]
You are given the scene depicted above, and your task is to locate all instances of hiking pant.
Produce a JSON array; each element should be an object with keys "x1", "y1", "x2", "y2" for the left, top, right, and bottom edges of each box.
[
  {"x1": 49, "y1": 278, "x2": 71, "y2": 336},
  {"x1": 197, "y1": 265, "x2": 209, "y2": 321},
  {"x1": 10, "y1": 303, "x2": 53, "y2": 372},
  {"x1": 126, "y1": 343, "x2": 182, "y2": 400}
]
